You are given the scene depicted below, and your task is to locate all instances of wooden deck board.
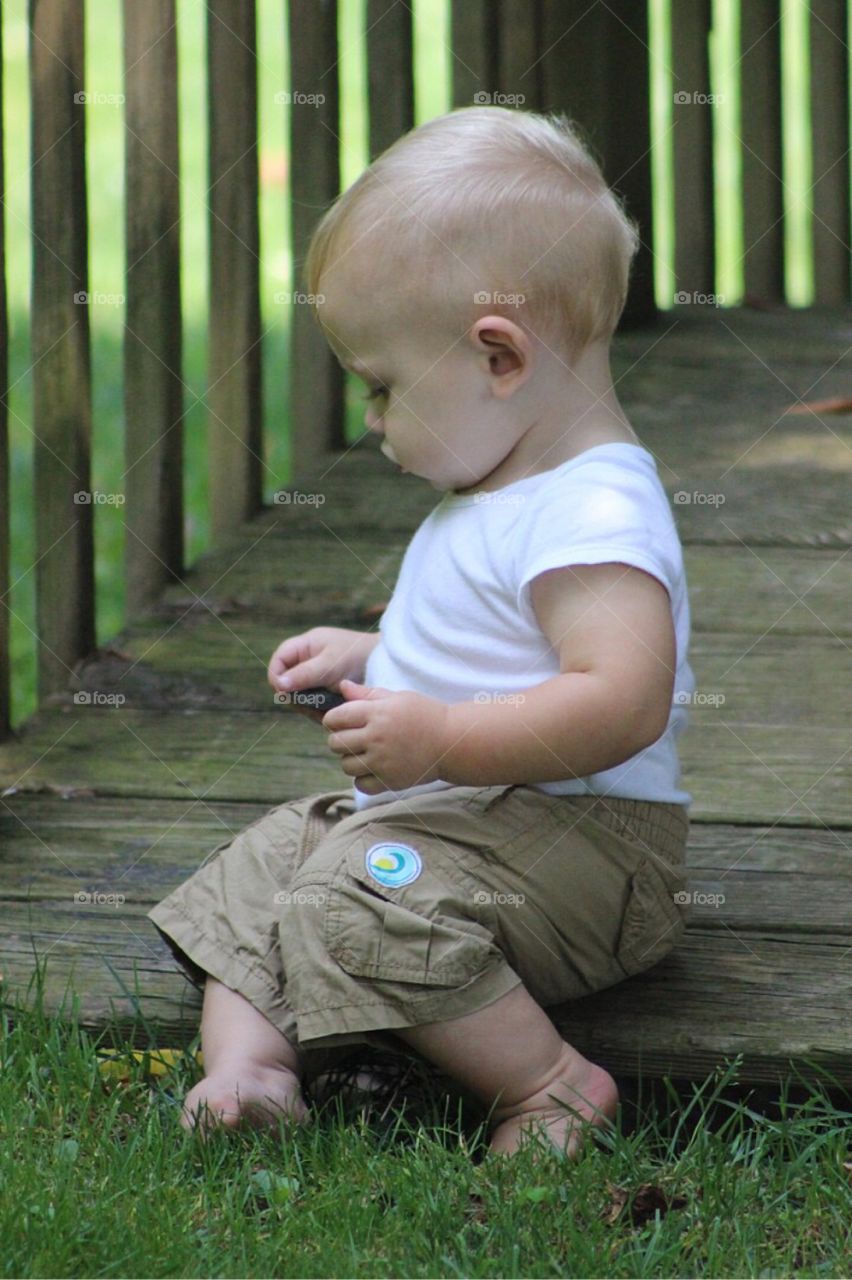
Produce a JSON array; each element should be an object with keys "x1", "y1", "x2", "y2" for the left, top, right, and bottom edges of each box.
[
  {"x1": 23, "y1": 624, "x2": 852, "y2": 720},
  {"x1": 73, "y1": 629, "x2": 852, "y2": 727},
  {"x1": 1, "y1": 309, "x2": 850, "y2": 1083},
  {"x1": 1, "y1": 796, "x2": 849, "y2": 1083},
  {"x1": 2, "y1": 705, "x2": 849, "y2": 825}
]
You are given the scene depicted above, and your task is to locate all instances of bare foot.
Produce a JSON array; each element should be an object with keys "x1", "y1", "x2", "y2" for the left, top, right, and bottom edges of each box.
[
  {"x1": 180, "y1": 1059, "x2": 310, "y2": 1137},
  {"x1": 489, "y1": 1050, "x2": 618, "y2": 1159}
]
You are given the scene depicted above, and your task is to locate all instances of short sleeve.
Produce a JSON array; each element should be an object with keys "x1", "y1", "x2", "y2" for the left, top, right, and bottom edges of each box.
[{"x1": 514, "y1": 463, "x2": 677, "y2": 630}]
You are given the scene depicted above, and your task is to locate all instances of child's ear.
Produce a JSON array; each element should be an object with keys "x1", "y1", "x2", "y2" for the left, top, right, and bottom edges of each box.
[{"x1": 470, "y1": 316, "x2": 532, "y2": 397}]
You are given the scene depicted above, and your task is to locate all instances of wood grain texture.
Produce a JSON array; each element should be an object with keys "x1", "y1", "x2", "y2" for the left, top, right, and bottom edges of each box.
[
  {"x1": 451, "y1": 0, "x2": 499, "y2": 108},
  {"x1": 367, "y1": 0, "x2": 414, "y2": 161},
  {"x1": 740, "y1": 0, "x2": 784, "y2": 304},
  {"x1": 539, "y1": 0, "x2": 656, "y2": 328},
  {"x1": 207, "y1": 0, "x2": 263, "y2": 536},
  {"x1": 809, "y1": 0, "x2": 851, "y2": 304},
  {"x1": 671, "y1": 0, "x2": 715, "y2": 296},
  {"x1": 123, "y1": 0, "x2": 184, "y2": 612},
  {"x1": 29, "y1": 0, "x2": 96, "y2": 703},
  {"x1": 0, "y1": 796, "x2": 848, "y2": 1083},
  {"x1": 288, "y1": 0, "x2": 345, "y2": 473},
  {"x1": 0, "y1": 10, "x2": 7, "y2": 740}
]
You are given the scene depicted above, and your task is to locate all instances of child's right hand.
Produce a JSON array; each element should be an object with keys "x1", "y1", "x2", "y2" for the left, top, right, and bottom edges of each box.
[{"x1": 267, "y1": 627, "x2": 378, "y2": 722}]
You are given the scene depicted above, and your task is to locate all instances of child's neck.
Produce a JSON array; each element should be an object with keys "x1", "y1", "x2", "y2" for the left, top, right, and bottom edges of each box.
[{"x1": 469, "y1": 342, "x2": 639, "y2": 494}]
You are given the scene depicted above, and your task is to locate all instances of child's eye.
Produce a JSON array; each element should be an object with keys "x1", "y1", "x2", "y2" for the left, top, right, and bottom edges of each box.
[{"x1": 362, "y1": 385, "x2": 389, "y2": 402}]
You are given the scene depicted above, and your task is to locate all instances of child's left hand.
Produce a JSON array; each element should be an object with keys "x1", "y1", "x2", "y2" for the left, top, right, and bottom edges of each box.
[{"x1": 322, "y1": 679, "x2": 450, "y2": 795}]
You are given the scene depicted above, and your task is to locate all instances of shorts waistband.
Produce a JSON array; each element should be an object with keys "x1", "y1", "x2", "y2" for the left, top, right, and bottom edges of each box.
[
  {"x1": 559, "y1": 795, "x2": 689, "y2": 864},
  {"x1": 298, "y1": 788, "x2": 689, "y2": 868}
]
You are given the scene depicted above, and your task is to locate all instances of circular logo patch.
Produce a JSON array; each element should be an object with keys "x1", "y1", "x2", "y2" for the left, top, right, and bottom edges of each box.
[{"x1": 364, "y1": 842, "x2": 422, "y2": 888}]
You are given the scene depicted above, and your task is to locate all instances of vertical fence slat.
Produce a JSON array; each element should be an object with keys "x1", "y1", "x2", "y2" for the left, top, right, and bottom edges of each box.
[
  {"x1": 599, "y1": 2, "x2": 655, "y2": 327},
  {"x1": 740, "y1": 0, "x2": 785, "y2": 303},
  {"x1": 367, "y1": 0, "x2": 414, "y2": 161},
  {"x1": 0, "y1": 9, "x2": 9, "y2": 738},
  {"x1": 288, "y1": 0, "x2": 344, "y2": 474},
  {"x1": 29, "y1": 0, "x2": 95, "y2": 704},
  {"x1": 207, "y1": 0, "x2": 262, "y2": 535},
  {"x1": 540, "y1": 0, "x2": 606, "y2": 130},
  {"x1": 451, "y1": 0, "x2": 500, "y2": 107},
  {"x1": 123, "y1": 0, "x2": 184, "y2": 614},
  {"x1": 540, "y1": 0, "x2": 656, "y2": 327},
  {"x1": 809, "y1": 0, "x2": 851, "y2": 303},
  {"x1": 497, "y1": 0, "x2": 544, "y2": 113},
  {"x1": 672, "y1": 0, "x2": 716, "y2": 298}
]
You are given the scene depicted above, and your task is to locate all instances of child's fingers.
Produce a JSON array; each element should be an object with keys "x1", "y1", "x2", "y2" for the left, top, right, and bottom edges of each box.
[
  {"x1": 273, "y1": 659, "x2": 327, "y2": 691},
  {"x1": 267, "y1": 635, "x2": 313, "y2": 687}
]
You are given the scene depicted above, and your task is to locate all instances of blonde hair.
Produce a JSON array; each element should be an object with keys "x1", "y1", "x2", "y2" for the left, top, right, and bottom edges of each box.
[{"x1": 304, "y1": 106, "x2": 640, "y2": 363}]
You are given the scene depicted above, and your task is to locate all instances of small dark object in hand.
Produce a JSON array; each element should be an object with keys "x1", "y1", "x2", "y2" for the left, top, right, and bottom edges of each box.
[{"x1": 292, "y1": 686, "x2": 346, "y2": 713}]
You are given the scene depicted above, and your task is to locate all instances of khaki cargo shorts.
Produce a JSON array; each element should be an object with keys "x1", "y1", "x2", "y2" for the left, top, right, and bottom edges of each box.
[{"x1": 147, "y1": 784, "x2": 690, "y2": 1070}]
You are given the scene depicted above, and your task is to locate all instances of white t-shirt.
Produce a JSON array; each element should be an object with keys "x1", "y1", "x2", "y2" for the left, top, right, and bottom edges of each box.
[{"x1": 353, "y1": 443, "x2": 695, "y2": 812}]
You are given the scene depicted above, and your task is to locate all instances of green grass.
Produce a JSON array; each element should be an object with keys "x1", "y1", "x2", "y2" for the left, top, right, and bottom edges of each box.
[{"x1": 2, "y1": 969, "x2": 850, "y2": 1278}]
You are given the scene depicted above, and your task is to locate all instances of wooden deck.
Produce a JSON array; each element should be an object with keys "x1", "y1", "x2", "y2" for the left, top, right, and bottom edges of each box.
[{"x1": 1, "y1": 308, "x2": 850, "y2": 1085}]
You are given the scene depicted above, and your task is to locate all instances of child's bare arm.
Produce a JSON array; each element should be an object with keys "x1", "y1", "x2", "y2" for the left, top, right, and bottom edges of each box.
[
  {"x1": 321, "y1": 563, "x2": 675, "y2": 794},
  {"x1": 437, "y1": 562, "x2": 676, "y2": 786}
]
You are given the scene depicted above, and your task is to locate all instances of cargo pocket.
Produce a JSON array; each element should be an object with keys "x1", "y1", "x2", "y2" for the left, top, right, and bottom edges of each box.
[
  {"x1": 616, "y1": 855, "x2": 691, "y2": 978},
  {"x1": 323, "y1": 840, "x2": 498, "y2": 987}
]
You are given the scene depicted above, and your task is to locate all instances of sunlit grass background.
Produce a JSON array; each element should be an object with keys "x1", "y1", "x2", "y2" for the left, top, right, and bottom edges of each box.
[{"x1": 3, "y1": 0, "x2": 847, "y2": 727}]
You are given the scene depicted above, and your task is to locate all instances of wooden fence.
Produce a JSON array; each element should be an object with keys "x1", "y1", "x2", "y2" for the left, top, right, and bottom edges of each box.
[{"x1": 0, "y1": 0, "x2": 849, "y2": 740}]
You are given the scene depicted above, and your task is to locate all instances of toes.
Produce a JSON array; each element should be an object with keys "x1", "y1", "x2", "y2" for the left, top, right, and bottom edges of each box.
[
  {"x1": 180, "y1": 1090, "x2": 242, "y2": 1135},
  {"x1": 177, "y1": 1072, "x2": 309, "y2": 1136}
]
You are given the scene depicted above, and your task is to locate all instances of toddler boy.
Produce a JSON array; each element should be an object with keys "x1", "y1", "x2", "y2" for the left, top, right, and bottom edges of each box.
[{"x1": 148, "y1": 105, "x2": 694, "y2": 1158}]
